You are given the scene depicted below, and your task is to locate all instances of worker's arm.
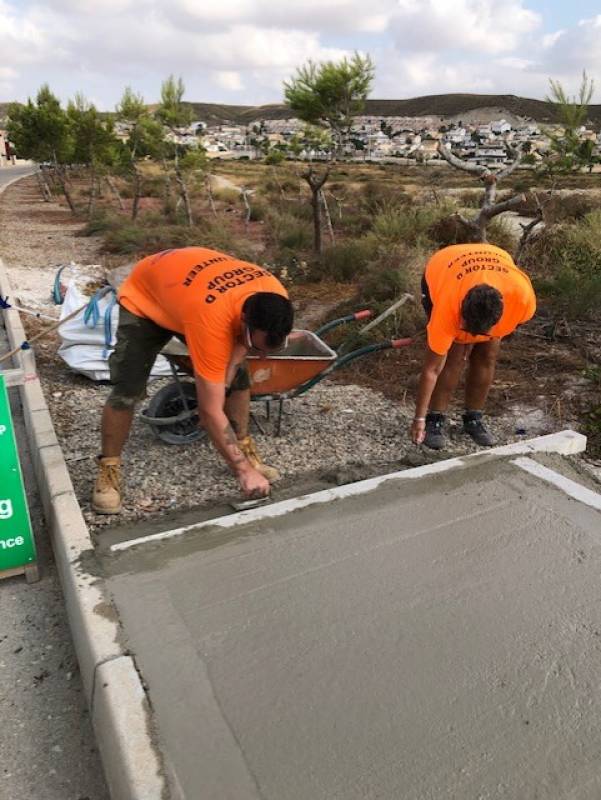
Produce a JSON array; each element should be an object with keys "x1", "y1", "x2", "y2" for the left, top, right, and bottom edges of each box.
[
  {"x1": 194, "y1": 374, "x2": 270, "y2": 497},
  {"x1": 411, "y1": 346, "x2": 447, "y2": 444}
]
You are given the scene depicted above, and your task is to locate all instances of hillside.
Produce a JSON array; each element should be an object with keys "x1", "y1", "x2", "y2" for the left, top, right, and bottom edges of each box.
[
  {"x1": 187, "y1": 94, "x2": 601, "y2": 127},
  {"x1": 3, "y1": 93, "x2": 601, "y2": 128}
]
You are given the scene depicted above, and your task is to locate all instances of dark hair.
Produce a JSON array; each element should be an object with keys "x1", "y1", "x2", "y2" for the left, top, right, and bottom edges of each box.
[
  {"x1": 461, "y1": 284, "x2": 503, "y2": 335},
  {"x1": 243, "y1": 292, "x2": 294, "y2": 348}
]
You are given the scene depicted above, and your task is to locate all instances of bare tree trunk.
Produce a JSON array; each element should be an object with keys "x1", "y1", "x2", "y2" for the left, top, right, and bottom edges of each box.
[
  {"x1": 36, "y1": 168, "x2": 52, "y2": 202},
  {"x1": 174, "y1": 168, "x2": 193, "y2": 226},
  {"x1": 303, "y1": 167, "x2": 330, "y2": 255},
  {"x1": 320, "y1": 189, "x2": 335, "y2": 245},
  {"x1": 105, "y1": 176, "x2": 125, "y2": 212},
  {"x1": 311, "y1": 188, "x2": 322, "y2": 255},
  {"x1": 87, "y1": 167, "x2": 97, "y2": 217},
  {"x1": 53, "y1": 155, "x2": 76, "y2": 215},
  {"x1": 241, "y1": 188, "x2": 251, "y2": 230},
  {"x1": 206, "y1": 176, "x2": 217, "y2": 217},
  {"x1": 131, "y1": 168, "x2": 142, "y2": 220}
]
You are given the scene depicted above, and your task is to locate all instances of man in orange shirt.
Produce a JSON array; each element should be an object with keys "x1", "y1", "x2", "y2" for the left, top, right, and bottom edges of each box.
[
  {"x1": 411, "y1": 243, "x2": 536, "y2": 449},
  {"x1": 92, "y1": 247, "x2": 293, "y2": 514}
]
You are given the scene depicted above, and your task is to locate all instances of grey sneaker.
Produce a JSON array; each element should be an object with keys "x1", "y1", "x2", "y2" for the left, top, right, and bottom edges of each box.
[
  {"x1": 462, "y1": 412, "x2": 495, "y2": 447},
  {"x1": 424, "y1": 412, "x2": 446, "y2": 450}
]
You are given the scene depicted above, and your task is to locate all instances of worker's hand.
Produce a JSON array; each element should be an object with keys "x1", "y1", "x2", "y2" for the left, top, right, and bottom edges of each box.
[
  {"x1": 237, "y1": 464, "x2": 270, "y2": 498},
  {"x1": 410, "y1": 418, "x2": 426, "y2": 445}
]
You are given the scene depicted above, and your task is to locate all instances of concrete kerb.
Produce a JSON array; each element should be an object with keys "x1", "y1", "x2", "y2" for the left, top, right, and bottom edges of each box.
[
  {"x1": 0, "y1": 228, "x2": 167, "y2": 798},
  {"x1": 111, "y1": 429, "x2": 588, "y2": 554}
]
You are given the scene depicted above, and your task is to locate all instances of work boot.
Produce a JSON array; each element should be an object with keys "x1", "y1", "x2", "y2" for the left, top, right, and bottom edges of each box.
[
  {"x1": 463, "y1": 411, "x2": 495, "y2": 447},
  {"x1": 92, "y1": 456, "x2": 122, "y2": 514},
  {"x1": 423, "y1": 412, "x2": 446, "y2": 450},
  {"x1": 238, "y1": 435, "x2": 280, "y2": 482}
]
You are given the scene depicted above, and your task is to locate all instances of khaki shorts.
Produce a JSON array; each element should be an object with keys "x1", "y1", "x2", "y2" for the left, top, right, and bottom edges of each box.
[{"x1": 107, "y1": 305, "x2": 249, "y2": 410}]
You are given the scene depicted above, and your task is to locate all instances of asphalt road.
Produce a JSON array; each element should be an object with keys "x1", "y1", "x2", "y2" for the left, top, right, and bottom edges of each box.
[
  {"x1": 0, "y1": 163, "x2": 36, "y2": 189},
  {"x1": 0, "y1": 175, "x2": 110, "y2": 800}
]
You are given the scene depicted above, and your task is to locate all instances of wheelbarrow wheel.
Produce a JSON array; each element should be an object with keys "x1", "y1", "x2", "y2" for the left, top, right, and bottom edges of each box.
[{"x1": 145, "y1": 381, "x2": 205, "y2": 445}]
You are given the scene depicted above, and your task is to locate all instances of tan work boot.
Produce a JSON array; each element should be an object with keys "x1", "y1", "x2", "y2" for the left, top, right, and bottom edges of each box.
[
  {"x1": 92, "y1": 456, "x2": 122, "y2": 514},
  {"x1": 237, "y1": 435, "x2": 280, "y2": 482}
]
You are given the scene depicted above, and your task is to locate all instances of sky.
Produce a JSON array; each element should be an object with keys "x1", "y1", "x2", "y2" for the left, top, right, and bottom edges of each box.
[{"x1": 1, "y1": 0, "x2": 600, "y2": 110}]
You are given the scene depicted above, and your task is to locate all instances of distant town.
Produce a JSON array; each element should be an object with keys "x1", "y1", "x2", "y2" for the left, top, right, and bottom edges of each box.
[
  {"x1": 117, "y1": 113, "x2": 601, "y2": 168},
  {"x1": 2, "y1": 109, "x2": 601, "y2": 169}
]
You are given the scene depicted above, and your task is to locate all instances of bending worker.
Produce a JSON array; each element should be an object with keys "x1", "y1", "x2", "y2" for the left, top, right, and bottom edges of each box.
[
  {"x1": 411, "y1": 243, "x2": 536, "y2": 449},
  {"x1": 93, "y1": 247, "x2": 293, "y2": 515}
]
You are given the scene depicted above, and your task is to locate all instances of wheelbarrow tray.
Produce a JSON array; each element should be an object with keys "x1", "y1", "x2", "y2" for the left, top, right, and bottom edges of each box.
[{"x1": 160, "y1": 330, "x2": 337, "y2": 396}]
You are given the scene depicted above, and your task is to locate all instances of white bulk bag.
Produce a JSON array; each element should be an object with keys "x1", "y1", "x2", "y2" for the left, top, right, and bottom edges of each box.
[{"x1": 57, "y1": 281, "x2": 173, "y2": 382}]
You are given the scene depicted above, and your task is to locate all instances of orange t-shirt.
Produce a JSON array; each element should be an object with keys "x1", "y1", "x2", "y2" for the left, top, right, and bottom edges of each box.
[
  {"x1": 424, "y1": 244, "x2": 536, "y2": 355},
  {"x1": 119, "y1": 247, "x2": 288, "y2": 382}
]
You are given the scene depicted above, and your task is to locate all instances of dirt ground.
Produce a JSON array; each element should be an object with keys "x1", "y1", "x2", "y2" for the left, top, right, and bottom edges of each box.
[{"x1": 1, "y1": 175, "x2": 599, "y2": 536}]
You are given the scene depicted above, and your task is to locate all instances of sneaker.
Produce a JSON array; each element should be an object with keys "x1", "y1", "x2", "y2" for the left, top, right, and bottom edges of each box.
[
  {"x1": 92, "y1": 456, "x2": 122, "y2": 514},
  {"x1": 424, "y1": 412, "x2": 446, "y2": 450},
  {"x1": 238, "y1": 435, "x2": 280, "y2": 482},
  {"x1": 462, "y1": 412, "x2": 495, "y2": 447}
]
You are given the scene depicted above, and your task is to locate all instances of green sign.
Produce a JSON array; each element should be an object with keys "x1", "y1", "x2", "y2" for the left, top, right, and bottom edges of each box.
[{"x1": 0, "y1": 374, "x2": 36, "y2": 572}]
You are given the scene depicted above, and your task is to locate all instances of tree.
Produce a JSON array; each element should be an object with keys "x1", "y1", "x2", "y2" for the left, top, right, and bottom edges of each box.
[
  {"x1": 284, "y1": 53, "x2": 375, "y2": 253},
  {"x1": 67, "y1": 93, "x2": 119, "y2": 216},
  {"x1": 437, "y1": 140, "x2": 528, "y2": 246},
  {"x1": 116, "y1": 87, "x2": 163, "y2": 219},
  {"x1": 8, "y1": 85, "x2": 76, "y2": 212},
  {"x1": 542, "y1": 71, "x2": 597, "y2": 175},
  {"x1": 156, "y1": 75, "x2": 201, "y2": 226},
  {"x1": 284, "y1": 52, "x2": 374, "y2": 155}
]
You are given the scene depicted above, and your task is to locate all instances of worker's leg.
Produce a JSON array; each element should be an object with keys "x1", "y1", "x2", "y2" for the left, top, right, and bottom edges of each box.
[
  {"x1": 224, "y1": 366, "x2": 280, "y2": 482},
  {"x1": 101, "y1": 405, "x2": 135, "y2": 458},
  {"x1": 429, "y1": 342, "x2": 472, "y2": 412},
  {"x1": 94, "y1": 307, "x2": 172, "y2": 514},
  {"x1": 423, "y1": 342, "x2": 471, "y2": 450},
  {"x1": 464, "y1": 339, "x2": 501, "y2": 411},
  {"x1": 462, "y1": 339, "x2": 501, "y2": 447}
]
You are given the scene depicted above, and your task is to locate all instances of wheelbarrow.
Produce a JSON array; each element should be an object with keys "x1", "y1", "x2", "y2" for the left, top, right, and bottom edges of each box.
[{"x1": 141, "y1": 310, "x2": 412, "y2": 444}]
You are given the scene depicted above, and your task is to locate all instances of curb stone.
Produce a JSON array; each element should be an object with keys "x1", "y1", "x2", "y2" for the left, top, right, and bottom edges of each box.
[{"x1": 0, "y1": 176, "x2": 168, "y2": 800}]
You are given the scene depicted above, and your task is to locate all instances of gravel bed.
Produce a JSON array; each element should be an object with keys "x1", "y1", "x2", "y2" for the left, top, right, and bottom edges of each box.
[{"x1": 43, "y1": 366, "x2": 539, "y2": 534}]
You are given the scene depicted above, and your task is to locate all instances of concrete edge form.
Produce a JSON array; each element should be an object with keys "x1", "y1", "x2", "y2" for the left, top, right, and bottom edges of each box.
[
  {"x1": 112, "y1": 429, "x2": 587, "y2": 552},
  {"x1": 0, "y1": 248, "x2": 167, "y2": 799}
]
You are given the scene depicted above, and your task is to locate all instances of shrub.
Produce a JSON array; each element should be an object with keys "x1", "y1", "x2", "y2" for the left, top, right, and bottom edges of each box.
[
  {"x1": 312, "y1": 238, "x2": 374, "y2": 282},
  {"x1": 266, "y1": 209, "x2": 312, "y2": 251},
  {"x1": 78, "y1": 210, "x2": 122, "y2": 237},
  {"x1": 521, "y1": 211, "x2": 601, "y2": 318}
]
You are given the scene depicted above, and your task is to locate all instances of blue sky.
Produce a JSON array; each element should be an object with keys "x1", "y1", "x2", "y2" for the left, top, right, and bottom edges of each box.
[{"x1": 1, "y1": 1, "x2": 600, "y2": 109}]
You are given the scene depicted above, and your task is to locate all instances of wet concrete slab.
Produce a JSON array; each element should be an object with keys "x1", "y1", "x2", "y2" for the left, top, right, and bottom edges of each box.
[{"x1": 105, "y1": 455, "x2": 601, "y2": 799}]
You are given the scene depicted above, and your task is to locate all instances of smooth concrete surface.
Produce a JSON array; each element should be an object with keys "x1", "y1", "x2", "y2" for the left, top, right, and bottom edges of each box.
[{"x1": 107, "y1": 455, "x2": 601, "y2": 800}]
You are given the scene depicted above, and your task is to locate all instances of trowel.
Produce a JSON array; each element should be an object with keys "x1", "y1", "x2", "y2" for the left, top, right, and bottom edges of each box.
[{"x1": 229, "y1": 495, "x2": 273, "y2": 512}]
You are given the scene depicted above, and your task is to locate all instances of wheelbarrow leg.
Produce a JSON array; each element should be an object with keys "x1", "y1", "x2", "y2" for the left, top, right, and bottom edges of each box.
[
  {"x1": 276, "y1": 399, "x2": 284, "y2": 437},
  {"x1": 170, "y1": 362, "x2": 191, "y2": 413},
  {"x1": 250, "y1": 411, "x2": 266, "y2": 436}
]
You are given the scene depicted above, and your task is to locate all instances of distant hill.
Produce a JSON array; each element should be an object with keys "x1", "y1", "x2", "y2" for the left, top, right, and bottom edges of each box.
[
  {"x1": 186, "y1": 94, "x2": 601, "y2": 127},
  {"x1": 4, "y1": 93, "x2": 601, "y2": 128}
]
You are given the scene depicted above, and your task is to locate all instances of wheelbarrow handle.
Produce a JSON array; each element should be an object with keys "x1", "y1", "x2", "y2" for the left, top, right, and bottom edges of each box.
[
  {"x1": 287, "y1": 337, "x2": 414, "y2": 398},
  {"x1": 314, "y1": 310, "x2": 373, "y2": 338}
]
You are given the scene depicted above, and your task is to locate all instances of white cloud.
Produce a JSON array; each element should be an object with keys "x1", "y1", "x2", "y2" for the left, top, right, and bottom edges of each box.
[
  {"x1": 0, "y1": 0, "x2": 597, "y2": 108},
  {"x1": 390, "y1": 0, "x2": 540, "y2": 55},
  {"x1": 213, "y1": 70, "x2": 244, "y2": 92}
]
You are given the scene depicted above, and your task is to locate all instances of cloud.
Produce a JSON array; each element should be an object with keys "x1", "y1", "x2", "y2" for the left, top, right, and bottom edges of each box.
[
  {"x1": 390, "y1": 0, "x2": 540, "y2": 55},
  {"x1": 0, "y1": 0, "x2": 598, "y2": 108},
  {"x1": 170, "y1": 0, "x2": 393, "y2": 34}
]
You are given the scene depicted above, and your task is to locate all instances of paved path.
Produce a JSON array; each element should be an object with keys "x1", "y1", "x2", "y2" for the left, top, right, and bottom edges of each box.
[
  {"x1": 105, "y1": 452, "x2": 601, "y2": 799},
  {"x1": 0, "y1": 164, "x2": 35, "y2": 189}
]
